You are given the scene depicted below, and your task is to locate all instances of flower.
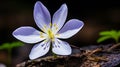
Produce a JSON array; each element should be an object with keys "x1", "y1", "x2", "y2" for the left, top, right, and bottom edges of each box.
[{"x1": 12, "y1": 1, "x2": 84, "y2": 60}]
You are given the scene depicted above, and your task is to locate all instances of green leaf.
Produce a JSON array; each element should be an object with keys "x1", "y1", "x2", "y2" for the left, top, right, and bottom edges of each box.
[
  {"x1": 0, "y1": 41, "x2": 23, "y2": 50},
  {"x1": 110, "y1": 30, "x2": 119, "y2": 43},
  {"x1": 0, "y1": 43, "x2": 10, "y2": 50},
  {"x1": 100, "y1": 31, "x2": 112, "y2": 36},
  {"x1": 118, "y1": 31, "x2": 120, "y2": 37},
  {"x1": 10, "y1": 42, "x2": 23, "y2": 48},
  {"x1": 110, "y1": 30, "x2": 117, "y2": 36},
  {"x1": 97, "y1": 36, "x2": 111, "y2": 43},
  {"x1": 100, "y1": 30, "x2": 117, "y2": 35},
  {"x1": 97, "y1": 30, "x2": 120, "y2": 43}
]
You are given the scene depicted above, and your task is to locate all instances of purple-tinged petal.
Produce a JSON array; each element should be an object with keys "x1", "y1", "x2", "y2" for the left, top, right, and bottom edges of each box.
[
  {"x1": 29, "y1": 40, "x2": 50, "y2": 60},
  {"x1": 52, "y1": 4, "x2": 68, "y2": 34},
  {"x1": 52, "y1": 39, "x2": 71, "y2": 55},
  {"x1": 56, "y1": 19, "x2": 84, "y2": 39},
  {"x1": 12, "y1": 26, "x2": 46, "y2": 43},
  {"x1": 34, "y1": 1, "x2": 51, "y2": 32}
]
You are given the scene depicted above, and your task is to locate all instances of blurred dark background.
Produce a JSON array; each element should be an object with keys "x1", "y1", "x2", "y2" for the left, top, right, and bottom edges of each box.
[{"x1": 0, "y1": 0, "x2": 120, "y2": 67}]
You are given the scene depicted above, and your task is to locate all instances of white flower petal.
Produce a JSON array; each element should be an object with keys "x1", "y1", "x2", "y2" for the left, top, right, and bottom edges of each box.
[
  {"x1": 12, "y1": 26, "x2": 46, "y2": 43},
  {"x1": 29, "y1": 41, "x2": 50, "y2": 60},
  {"x1": 52, "y1": 4, "x2": 68, "y2": 34},
  {"x1": 34, "y1": 1, "x2": 51, "y2": 32},
  {"x1": 57, "y1": 19, "x2": 84, "y2": 39},
  {"x1": 52, "y1": 39, "x2": 72, "y2": 55}
]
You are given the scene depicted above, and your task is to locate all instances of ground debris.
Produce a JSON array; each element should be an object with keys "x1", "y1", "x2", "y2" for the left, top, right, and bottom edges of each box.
[{"x1": 16, "y1": 44, "x2": 120, "y2": 67}]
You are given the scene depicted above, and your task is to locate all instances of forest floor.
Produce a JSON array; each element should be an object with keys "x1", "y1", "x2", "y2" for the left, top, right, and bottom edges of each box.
[{"x1": 17, "y1": 43, "x2": 120, "y2": 67}]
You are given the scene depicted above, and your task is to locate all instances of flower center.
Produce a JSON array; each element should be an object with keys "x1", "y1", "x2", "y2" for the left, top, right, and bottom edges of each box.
[
  {"x1": 40, "y1": 23, "x2": 60, "y2": 41},
  {"x1": 47, "y1": 29, "x2": 55, "y2": 41}
]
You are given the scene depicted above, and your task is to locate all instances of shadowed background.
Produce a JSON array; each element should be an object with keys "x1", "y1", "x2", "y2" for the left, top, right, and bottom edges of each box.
[{"x1": 0, "y1": 0, "x2": 120, "y2": 67}]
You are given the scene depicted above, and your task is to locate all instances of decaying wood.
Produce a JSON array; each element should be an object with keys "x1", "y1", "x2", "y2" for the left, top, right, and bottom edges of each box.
[{"x1": 16, "y1": 44, "x2": 120, "y2": 67}]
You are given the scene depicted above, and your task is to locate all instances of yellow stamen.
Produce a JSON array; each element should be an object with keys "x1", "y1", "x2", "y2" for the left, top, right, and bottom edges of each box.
[
  {"x1": 40, "y1": 32, "x2": 44, "y2": 38},
  {"x1": 53, "y1": 23, "x2": 58, "y2": 30},
  {"x1": 56, "y1": 34, "x2": 59, "y2": 36},
  {"x1": 47, "y1": 29, "x2": 54, "y2": 41},
  {"x1": 50, "y1": 22, "x2": 52, "y2": 27},
  {"x1": 40, "y1": 23, "x2": 59, "y2": 41},
  {"x1": 44, "y1": 25, "x2": 47, "y2": 29},
  {"x1": 41, "y1": 25, "x2": 47, "y2": 33}
]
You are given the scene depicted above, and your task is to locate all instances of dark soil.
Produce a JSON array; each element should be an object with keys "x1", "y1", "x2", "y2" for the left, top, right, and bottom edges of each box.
[{"x1": 16, "y1": 44, "x2": 120, "y2": 67}]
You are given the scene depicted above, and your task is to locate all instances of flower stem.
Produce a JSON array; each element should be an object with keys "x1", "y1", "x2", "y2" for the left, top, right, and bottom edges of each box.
[
  {"x1": 50, "y1": 42, "x2": 57, "y2": 58},
  {"x1": 8, "y1": 48, "x2": 12, "y2": 67},
  {"x1": 52, "y1": 52, "x2": 57, "y2": 58},
  {"x1": 115, "y1": 39, "x2": 119, "y2": 43}
]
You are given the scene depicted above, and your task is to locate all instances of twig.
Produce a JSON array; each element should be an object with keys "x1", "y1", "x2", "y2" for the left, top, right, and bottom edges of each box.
[
  {"x1": 84, "y1": 48, "x2": 102, "y2": 56},
  {"x1": 70, "y1": 45, "x2": 80, "y2": 49},
  {"x1": 107, "y1": 43, "x2": 120, "y2": 52}
]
